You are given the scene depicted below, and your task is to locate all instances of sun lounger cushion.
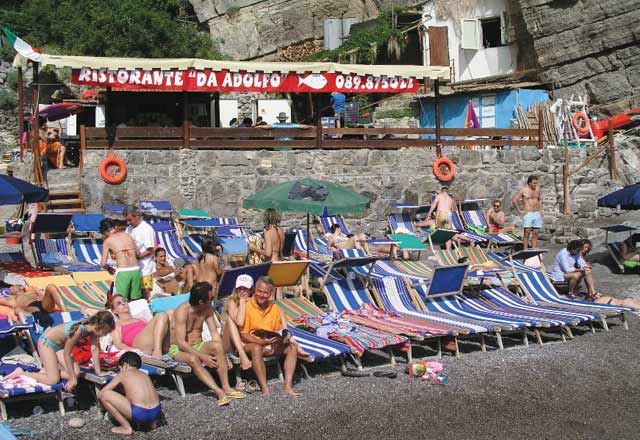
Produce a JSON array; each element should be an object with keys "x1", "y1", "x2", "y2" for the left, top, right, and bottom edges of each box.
[{"x1": 149, "y1": 294, "x2": 189, "y2": 314}]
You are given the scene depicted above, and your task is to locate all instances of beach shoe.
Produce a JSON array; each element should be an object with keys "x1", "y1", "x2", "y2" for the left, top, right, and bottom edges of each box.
[
  {"x1": 217, "y1": 396, "x2": 231, "y2": 407},
  {"x1": 226, "y1": 390, "x2": 246, "y2": 399},
  {"x1": 245, "y1": 380, "x2": 261, "y2": 394},
  {"x1": 341, "y1": 368, "x2": 370, "y2": 378},
  {"x1": 373, "y1": 371, "x2": 397, "y2": 379}
]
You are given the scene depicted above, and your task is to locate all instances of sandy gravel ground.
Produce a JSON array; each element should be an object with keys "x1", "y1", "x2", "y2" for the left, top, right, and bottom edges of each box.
[{"x1": 3, "y1": 242, "x2": 640, "y2": 440}]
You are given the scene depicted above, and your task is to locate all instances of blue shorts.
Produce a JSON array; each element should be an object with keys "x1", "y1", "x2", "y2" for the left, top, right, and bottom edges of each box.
[
  {"x1": 131, "y1": 403, "x2": 162, "y2": 424},
  {"x1": 523, "y1": 211, "x2": 543, "y2": 229}
]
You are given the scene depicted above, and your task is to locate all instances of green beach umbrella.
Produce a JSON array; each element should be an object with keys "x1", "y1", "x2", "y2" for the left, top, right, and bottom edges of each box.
[
  {"x1": 243, "y1": 178, "x2": 370, "y2": 258},
  {"x1": 243, "y1": 178, "x2": 369, "y2": 215}
]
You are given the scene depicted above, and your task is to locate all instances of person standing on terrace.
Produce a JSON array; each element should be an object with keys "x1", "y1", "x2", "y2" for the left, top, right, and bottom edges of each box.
[{"x1": 512, "y1": 175, "x2": 543, "y2": 249}]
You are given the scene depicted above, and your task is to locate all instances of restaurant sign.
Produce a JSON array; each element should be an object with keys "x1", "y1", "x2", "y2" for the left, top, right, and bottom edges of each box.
[{"x1": 72, "y1": 67, "x2": 420, "y2": 93}]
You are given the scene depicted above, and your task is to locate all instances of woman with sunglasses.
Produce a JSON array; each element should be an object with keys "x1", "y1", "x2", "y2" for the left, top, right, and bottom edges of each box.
[
  {"x1": 106, "y1": 295, "x2": 171, "y2": 359},
  {"x1": 486, "y1": 199, "x2": 515, "y2": 234}
]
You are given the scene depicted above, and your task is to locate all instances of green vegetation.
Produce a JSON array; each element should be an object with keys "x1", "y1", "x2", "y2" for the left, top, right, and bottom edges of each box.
[
  {"x1": 307, "y1": 10, "x2": 404, "y2": 64},
  {"x1": 373, "y1": 109, "x2": 415, "y2": 119},
  {"x1": 0, "y1": 0, "x2": 223, "y2": 60},
  {"x1": 0, "y1": 89, "x2": 17, "y2": 110}
]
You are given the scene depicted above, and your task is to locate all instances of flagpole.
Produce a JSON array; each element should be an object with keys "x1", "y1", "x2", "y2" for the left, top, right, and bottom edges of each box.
[{"x1": 17, "y1": 66, "x2": 24, "y2": 161}]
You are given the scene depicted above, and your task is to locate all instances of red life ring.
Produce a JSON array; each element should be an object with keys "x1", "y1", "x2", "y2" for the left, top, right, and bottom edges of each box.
[
  {"x1": 572, "y1": 112, "x2": 591, "y2": 137},
  {"x1": 433, "y1": 157, "x2": 455, "y2": 182},
  {"x1": 100, "y1": 156, "x2": 127, "y2": 184}
]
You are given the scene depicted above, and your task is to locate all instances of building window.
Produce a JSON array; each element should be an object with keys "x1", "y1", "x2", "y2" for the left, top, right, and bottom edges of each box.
[{"x1": 480, "y1": 17, "x2": 504, "y2": 48}]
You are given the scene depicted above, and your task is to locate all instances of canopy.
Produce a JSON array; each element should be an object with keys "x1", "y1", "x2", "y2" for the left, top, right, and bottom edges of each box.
[
  {"x1": 597, "y1": 184, "x2": 640, "y2": 210},
  {"x1": 0, "y1": 175, "x2": 49, "y2": 205},
  {"x1": 38, "y1": 103, "x2": 83, "y2": 122},
  {"x1": 243, "y1": 179, "x2": 369, "y2": 216},
  {"x1": 40, "y1": 54, "x2": 449, "y2": 94}
]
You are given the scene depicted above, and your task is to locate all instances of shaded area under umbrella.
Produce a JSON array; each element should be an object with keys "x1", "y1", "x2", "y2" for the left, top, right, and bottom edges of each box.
[{"x1": 243, "y1": 178, "x2": 370, "y2": 258}]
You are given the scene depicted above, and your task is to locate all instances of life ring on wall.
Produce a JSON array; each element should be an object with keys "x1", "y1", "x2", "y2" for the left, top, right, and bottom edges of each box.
[
  {"x1": 100, "y1": 156, "x2": 127, "y2": 184},
  {"x1": 433, "y1": 157, "x2": 455, "y2": 182},
  {"x1": 572, "y1": 112, "x2": 591, "y2": 137}
]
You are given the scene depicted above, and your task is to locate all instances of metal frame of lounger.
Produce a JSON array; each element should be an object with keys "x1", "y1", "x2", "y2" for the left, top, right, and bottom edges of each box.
[{"x1": 516, "y1": 270, "x2": 631, "y2": 331}]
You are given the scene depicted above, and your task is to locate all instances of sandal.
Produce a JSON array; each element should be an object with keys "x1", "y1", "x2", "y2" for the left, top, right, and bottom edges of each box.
[
  {"x1": 217, "y1": 395, "x2": 231, "y2": 407},
  {"x1": 373, "y1": 371, "x2": 397, "y2": 379},
  {"x1": 226, "y1": 390, "x2": 246, "y2": 399},
  {"x1": 245, "y1": 380, "x2": 261, "y2": 394},
  {"x1": 341, "y1": 368, "x2": 370, "y2": 378}
]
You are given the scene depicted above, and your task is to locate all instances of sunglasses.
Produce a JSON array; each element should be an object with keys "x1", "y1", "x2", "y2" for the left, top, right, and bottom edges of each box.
[
  {"x1": 114, "y1": 299, "x2": 128, "y2": 306},
  {"x1": 493, "y1": 204, "x2": 501, "y2": 208}
]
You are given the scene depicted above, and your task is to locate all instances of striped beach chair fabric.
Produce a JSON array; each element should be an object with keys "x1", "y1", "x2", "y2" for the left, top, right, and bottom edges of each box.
[
  {"x1": 71, "y1": 238, "x2": 103, "y2": 266},
  {"x1": 461, "y1": 209, "x2": 520, "y2": 245},
  {"x1": 34, "y1": 239, "x2": 102, "y2": 272},
  {"x1": 276, "y1": 297, "x2": 408, "y2": 357}
]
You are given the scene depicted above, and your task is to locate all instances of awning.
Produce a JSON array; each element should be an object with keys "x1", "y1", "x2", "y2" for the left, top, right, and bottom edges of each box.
[{"x1": 40, "y1": 54, "x2": 449, "y2": 94}]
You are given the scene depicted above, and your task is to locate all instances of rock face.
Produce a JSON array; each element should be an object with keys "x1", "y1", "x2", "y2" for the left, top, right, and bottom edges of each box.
[
  {"x1": 189, "y1": 0, "x2": 415, "y2": 60},
  {"x1": 517, "y1": 0, "x2": 640, "y2": 116},
  {"x1": 14, "y1": 133, "x2": 638, "y2": 241}
]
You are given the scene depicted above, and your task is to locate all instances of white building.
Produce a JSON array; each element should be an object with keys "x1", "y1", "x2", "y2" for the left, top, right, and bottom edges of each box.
[{"x1": 421, "y1": 0, "x2": 517, "y2": 82}]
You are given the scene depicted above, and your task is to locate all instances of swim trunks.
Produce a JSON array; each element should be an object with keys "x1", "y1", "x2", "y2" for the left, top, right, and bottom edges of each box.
[
  {"x1": 522, "y1": 211, "x2": 543, "y2": 229},
  {"x1": 167, "y1": 341, "x2": 205, "y2": 359},
  {"x1": 436, "y1": 211, "x2": 453, "y2": 229},
  {"x1": 131, "y1": 403, "x2": 162, "y2": 424},
  {"x1": 114, "y1": 267, "x2": 143, "y2": 301}
]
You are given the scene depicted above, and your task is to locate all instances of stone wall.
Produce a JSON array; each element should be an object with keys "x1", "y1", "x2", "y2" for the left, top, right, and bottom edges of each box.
[
  {"x1": 516, "y1": 0, "x2": 640, "y2": 116},
  {"x1": 189, "y1": 0, "x2": 416, "y2": 60},
  {"x1": 66, "y1": 137, "x2": 640, "y2": 241}
]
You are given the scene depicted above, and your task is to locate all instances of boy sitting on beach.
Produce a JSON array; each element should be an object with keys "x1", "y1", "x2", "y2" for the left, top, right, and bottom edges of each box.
[{"x1": 97, "y1": 352, "x2": 163, "y2": 436}]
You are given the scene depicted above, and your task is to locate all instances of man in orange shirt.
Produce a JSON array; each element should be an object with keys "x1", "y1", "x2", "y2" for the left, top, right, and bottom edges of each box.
[{"x1": 240, "y1": 276, "x2": 299, "y2": 397}]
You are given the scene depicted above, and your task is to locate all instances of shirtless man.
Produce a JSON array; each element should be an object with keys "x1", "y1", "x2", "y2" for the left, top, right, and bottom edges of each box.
[
  {"x1": 100, "y1": 218, "x2": 143, "y2": 301},
  {"x1": 183, "y1": 238, "x2": 221, "y2": 294},
  {"x1": 427, "y1": 187, "x2": 455, "y2": 230},
  {"x1": 248, "y1": 208, "x2": 284, "y2": 262},
  {"x1": 512, "y1": 175, "x2": 543, "y2": 249},
  {"x1": 485, "y1": 199, "x2": 515, "y2": 234},
  {"x1": 0, "y1": 284, "x2": 67, "y2": 316},
  {"x1": 168, "y1": 282, "x2": 245, "y2": 406}
]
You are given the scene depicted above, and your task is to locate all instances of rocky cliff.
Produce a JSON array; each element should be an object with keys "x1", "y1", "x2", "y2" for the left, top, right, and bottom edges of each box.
[
  {"x1": 189, "y1": 0, "x2": 415, "y2": 60},
  {"x1": 517, "y1": 0, "x2": 640, "y2": 116}
]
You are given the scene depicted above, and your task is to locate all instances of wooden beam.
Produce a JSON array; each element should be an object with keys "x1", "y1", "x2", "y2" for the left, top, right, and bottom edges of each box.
[
  {"x1": 608, "y1": 119, "x2": 618, "y2": 179},
  {"x1": 79, "y1": 124, "x2": 86, "y2": 175},
  {"x1": 434, "y1": 79, "x2": 441, "y2": 156},
  {"x1": 17, "y1": 67, "x2": 24, "y2": 161},
  {"x1": 537, "y1": 106, "x2": 544, "y2": 149}
]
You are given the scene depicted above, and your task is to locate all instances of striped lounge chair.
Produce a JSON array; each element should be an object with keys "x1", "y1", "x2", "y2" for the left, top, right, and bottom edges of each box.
[
  {"x1": 318, "y1": 215, "x2": 398, "y2": 249},
  {"x1": 71, "y1": 238, "x2": 103, "y2": 267},
  {"x1": 33, "y1": 239, "x2": 102, "y2": 272},
  {"x1": 150, "y1": 222, "x2": 194, "y2": 263},
  {"x1": 461, "y1": 209, "x2": 520, "y2": 246},
  {"x1": 276, "y1": 297, "x2": 408, "y2": 363},
  {"x1": 25, "y1": 275, "x2": 107, "y2": 311},
  {"x1": 516, "y1": 270, "x2": 633, "y2": 330}
]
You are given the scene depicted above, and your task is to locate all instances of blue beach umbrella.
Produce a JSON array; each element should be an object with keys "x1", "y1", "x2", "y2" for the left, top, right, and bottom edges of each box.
[
  {"x1": 597, "y1": 183, "x2": 640, "y2": 210},
  {"x1": 0, "y1": 175, "x2": 49, "y2": 205}
]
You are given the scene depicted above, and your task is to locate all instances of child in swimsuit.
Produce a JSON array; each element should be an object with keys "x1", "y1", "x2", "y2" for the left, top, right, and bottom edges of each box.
[
  {"x1": 97, "y1": 351, "x2": 163, "y2": 435},
  {"x1": 15, "y1": 311, "x2": 115, "y2": 392}
]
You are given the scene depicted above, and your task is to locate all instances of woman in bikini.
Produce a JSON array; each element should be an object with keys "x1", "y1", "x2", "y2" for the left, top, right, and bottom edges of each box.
[
  {"x1": 183, "y1": 238, "x2": 222, "y2": 294},
  {"x1": 13, "y1": 311, "x2": 115, "y2": 392},
  {"x1": 248, "y1": 208, "x2": 284, "y2": 262},
  {"x1": 107, "y1": 294, "x2": 172, "y2": 359}
]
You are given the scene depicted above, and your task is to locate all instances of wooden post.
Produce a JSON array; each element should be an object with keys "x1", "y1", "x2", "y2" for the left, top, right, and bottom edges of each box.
[
  {"x1": 31, "y1": 62, "x2": 43, "y2": 187},
  {"x1": 79, "y1": 124, "x2": 86, "y2": 175},
  {"x1": 562, "y1": 123, "x2": 571, "y2": 215},
  {"x1": 17, "y1": 67, "x2": 24, "y2": 161},
  {"x1": 316, "y1": 119, "x2": 322, "y2": 149},
  {"x1": 434, "y1": 79, "x2": 441, "y2": 156},
  {"x1": 183, "y1": 121, "x2": 190, "y2": 149},
  {"x1": 608, "y1": 119, "x2": 618, "y2": 180},
  {"x1": 213, "y1": 92, "x2": 221, "y2": 127},
  {"x1": 537, "y1": 106, "x2": 544, "y2": 149}
]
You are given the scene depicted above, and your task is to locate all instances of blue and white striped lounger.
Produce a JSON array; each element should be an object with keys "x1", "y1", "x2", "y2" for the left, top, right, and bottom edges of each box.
[
  {"x1": 289, "y1": 327, "x2": 352, "y2": 362},
  {"x1": 71, "y1": 238, "x2": 103, "y2": 266}
]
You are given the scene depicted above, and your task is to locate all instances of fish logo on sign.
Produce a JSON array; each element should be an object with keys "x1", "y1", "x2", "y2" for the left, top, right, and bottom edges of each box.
[{"x1": 298, "y1": 74, "x2": 328, "y2": 90}]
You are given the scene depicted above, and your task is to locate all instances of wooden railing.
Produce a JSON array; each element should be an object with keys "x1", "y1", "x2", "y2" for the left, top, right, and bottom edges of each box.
[{"x1": 81, "y1": 123, "x2": 543, "y2": 151}]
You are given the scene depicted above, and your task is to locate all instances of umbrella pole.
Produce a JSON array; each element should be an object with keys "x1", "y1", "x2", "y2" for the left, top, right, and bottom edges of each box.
[{"x1": 306, "y1": 213, "x2": 310, "y2": 260}]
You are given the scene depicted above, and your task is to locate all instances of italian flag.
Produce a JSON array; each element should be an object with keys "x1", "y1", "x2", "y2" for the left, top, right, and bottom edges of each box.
[{"x1": 1, "y1": 25, "x2": 42, "y2": 63}]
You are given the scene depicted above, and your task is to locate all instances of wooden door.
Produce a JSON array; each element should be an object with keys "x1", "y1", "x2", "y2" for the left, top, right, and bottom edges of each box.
[{"x1": 428, "y1": 26, "x2": 449, "y2": 66}]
